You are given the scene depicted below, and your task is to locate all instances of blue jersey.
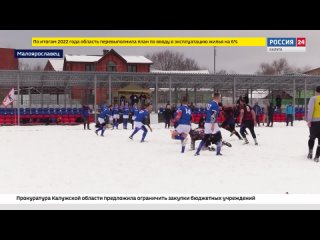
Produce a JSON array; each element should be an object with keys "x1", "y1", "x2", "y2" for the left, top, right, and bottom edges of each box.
[
  {"x1": 100, "y1": 104, "x2": 107, "y2": 111},
  {"x1": 205, "y1": 100, "x2": 219, "y2": 123},
  {"x1": 82, "y1": 106, "x2": 90, "y2": 117},
  {"x1": 112, "y1": 107, "x2": 119, "y2": 115},
  {"x1": 99, "y1": 108, "x2": 111, "y2": 119},
  {"x1": 176, "y1": 105, "x2": 191, "y2": 125},
  {"x1": 123, "y1": 107, "x2": 130, "y2": 116},
  {"x1": 135, "y1": 109, "x2": 149, "y2": 123},
  {"x1": 132, "y1": 107, "x2": 139, "y2": 117}
]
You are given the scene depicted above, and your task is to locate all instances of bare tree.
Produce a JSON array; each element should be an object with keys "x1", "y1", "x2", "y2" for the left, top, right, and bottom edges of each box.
[
  {"x1": 256, "y1": 58, "x2": 311, "y2": 75},
  {"x1": 146, "y1": 50, "x2": 201, "y2": 70},
  {"x1": 256, "y1": 58, "x2": 291, "y2": 75},
  {"x1": 19, "y1": 61, "x2": 31, "y2": 71},
  {"x1": 215, "y1": 69, "x2": 228, "y2": 74},
  {"x1": 295, "y1": 66, "x2": 312, "y2": 73},
  {"x1": 32, "y1": 63, "x2": 43, "y2": 71},
  {"x1": 19, "y1": 61, "x2": 43, "y2": 71}
]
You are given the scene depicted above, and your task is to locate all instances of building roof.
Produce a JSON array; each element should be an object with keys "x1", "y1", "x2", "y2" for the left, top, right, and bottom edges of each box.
[
  {"x1": 150, "y1": 69, "x2": 210, "y2": 74},
  {"x1": 122, "y1": 56, "x2": 153, "y2": 64},
  {"x1": 304, "y1": 67, "x2": 320, "y2": 75},
  {"x1": 48, "y1": 59, "x2": 64, "y2": 71},
  {"x1": 65, "y1": 55, "x2": 102, "y2": 63},
  {"x1": 64, "y1": 53, "x2": 152, "y2": 64}
]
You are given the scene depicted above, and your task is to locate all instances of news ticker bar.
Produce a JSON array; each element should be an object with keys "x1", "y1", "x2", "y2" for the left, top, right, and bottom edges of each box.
[
  {"x1": 2, "y1": 194, "x2": 320, "y2": 204},
  {"x1": 32, "y1": 37, "x2": 266, "y2": 47},
  {"x1": 31, "y1": 37, "x2": 307, "y2": 47}
]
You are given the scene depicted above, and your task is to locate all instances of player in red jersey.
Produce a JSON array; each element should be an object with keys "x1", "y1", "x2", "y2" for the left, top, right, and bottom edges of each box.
[{"x1": 239, "y1": 98, "x2": 258, "y2": 145}]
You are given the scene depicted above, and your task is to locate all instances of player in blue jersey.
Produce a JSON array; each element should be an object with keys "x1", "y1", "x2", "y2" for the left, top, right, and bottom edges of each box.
[
  {"x1": 195, "y1": 93, "x2": 222, "y2": 156},
  {"x1": 122, "y1": 102, "x2": 130, "y2": 130},
  {"x1": 171, "y1": 97, "x2": 192, "y2": 153},
  {"x1": 131, "y1": 103, "x2": 140, "y2": 129},
  {"x1": 112, "y1": 104, "x2": 120, "y2": 130},
  {"x1": 95, "y1": 106, "x2": 111, "y2": 137},
  {"x1": 129, "y1": 103, "x2": 153, "y2": 142}
]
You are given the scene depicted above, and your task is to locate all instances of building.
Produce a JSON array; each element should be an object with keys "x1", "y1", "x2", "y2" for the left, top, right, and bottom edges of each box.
[
  {"x1": 0, "y1": 48, "x2": 19, "y2": 70},
  {"x1": 44, "y1": 49, "x2": 152, "y2": 72},
  {"x1": 43, "y1": 59, "x2": 64, "y2": 71},
  {"x1": 44, "y1": 49, "x2": 153, "y2": 105},
  {"x1": 304, "y1": 67, "x2": 320, "y2": 75}
]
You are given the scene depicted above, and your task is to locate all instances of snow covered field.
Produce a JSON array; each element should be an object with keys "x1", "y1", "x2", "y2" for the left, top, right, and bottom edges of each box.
[{"x1": 0, "y1": 121, "x2": 319, "y2": 194}]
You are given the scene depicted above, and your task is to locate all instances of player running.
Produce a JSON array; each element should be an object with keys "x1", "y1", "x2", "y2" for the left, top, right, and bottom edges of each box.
[
  {"x1": 239, "y1": 98, "x2": 258, "y2": 145},
  {"x1": 170, "y1": 97, "x2": 192, "y2": 153},
  {"x1": 112, "y1": 104, "x2": 120, "y2": 130},
  {"x1": 122, "y1": 103, "x2": 130, "y2": 130},
  {"x1": 307, "y1": 86, "x2": 320, "y2": 162},
  {"x1": 129, "y1": 103, "x2": 153, "y2": 143},
  {"x1": 221, "y1": 105, "x2": 242, "y2": 140},
  {"x1": 195, "y1": 93, "x2": 222, "y2": 156},
  {"x1": 95, "y1": 106, "x2": 112, "y2": 137},
  {"x1": 131, "y1": 103, "x2": 139, "y2": 129}
]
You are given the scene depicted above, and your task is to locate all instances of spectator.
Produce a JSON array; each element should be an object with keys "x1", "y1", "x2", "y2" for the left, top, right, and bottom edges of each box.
[
  {"x1": 253, "y1": 102, "x2": 261, "y2": 127},
  {"x1": 285, "y1": 103, "x2": 295, "y2": 126},
  {"x1": 189, "y1": 102, "x2": 196, "y2": 113},
  {"x1": 164, "y1": 104, "x2": 172, "y2": 128},
  {"x1": 133, "y1": 94, "x2": 139, "y2": 104},
  {"x1": 244, "y1": 94, "x2": 249, "y2": 105},
  {"x1": 267, "y1": 102, "x2": 275, "y2": 127},
  {"x1": 236, "y1": 96, "x2": 242, "y2": 105},
  {"x1": 276, "y1": 95, "x2": 282, "y2": 113},
  {"x1": 171, "y1": 104, "x2": 177, "y2": 120},
  {"x1": 120, "y1": 95, "x2": 126, "y2": 105},
  {"x1": 263, "y1": 101, "x2": 268, "y2": 126},
  {"x1": 130, "y1": 93, "x2": 135, "y2": 106},
  {"x1": 82, "y1": 104, "x2": 91, "y2": 130},
  {"x1": 140, "y1": 94, "x2": 147, "y2": 107}
]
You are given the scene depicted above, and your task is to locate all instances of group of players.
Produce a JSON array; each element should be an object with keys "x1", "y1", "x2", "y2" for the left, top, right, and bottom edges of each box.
[
  {"x1": 93, "y1": 85, "x2": 320, "y2": 163},
  {"x1": 94, "y1": 92, "x2": 259, "y2": 157},
  {"x1": 95, "y1": 103, "x2": 140, "y2": 137},
  {"x1": 170, "y1": 93, "x2": 258, "y2": 155}
]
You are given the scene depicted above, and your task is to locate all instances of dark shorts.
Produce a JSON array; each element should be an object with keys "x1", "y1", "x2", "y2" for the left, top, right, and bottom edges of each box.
[
  {"x1": 243, "y1": 120, "x2": 254, "y2": 128},
  {"x1": 310, "y1": 122, "x2": 320, "y2": 139},
  {"x1": 211, "y1": 131, "x2": 222, "y2": 144}
]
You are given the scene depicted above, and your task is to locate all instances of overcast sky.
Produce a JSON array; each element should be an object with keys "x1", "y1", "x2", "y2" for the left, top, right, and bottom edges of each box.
[{"x1": 0, "y1": 30, "x2": 319, "y2": 73}]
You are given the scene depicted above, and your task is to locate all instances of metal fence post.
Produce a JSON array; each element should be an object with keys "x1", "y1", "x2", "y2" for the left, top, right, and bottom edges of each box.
[
  {"x1": 40, "y1": 85, "x2": 43, "y2": 109},
  {"x1": 169, "y1": 75, "x2": 172, "y2": 105},
  {"x1": 155, "y1": 75, "x2": 159, "y2": 112},
  {"x1": 108, "y1": 75, "x2": 112, "y2": 105},
  {"x1": 94, "y1": 74, "x2": 97, "y2": 123},
  {"x1": 17, "y1": 73, "x2": 20, "y2": 126},
  {"x1": 64, "y1": 83, "x2": 67, "y2": 108},
  {"x1": 28, "y1": 87, "x2": 31, "y2": 108},
  {"x1": 304, "y1": 78, "x2": 307, "y2": 120},
  {"x1": 233, "y1": 78, "x2": 236, "y2": 104},
  {"x1": 293, "y1": 79, "x2": 296, "y2": 121}
]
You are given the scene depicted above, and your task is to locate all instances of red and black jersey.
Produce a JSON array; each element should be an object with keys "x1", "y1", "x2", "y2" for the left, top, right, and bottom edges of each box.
[
  {"x1": 242, "y1": 104, "x2": 254, "y2": 121},
  {"x1": 223, "y1": 107, "x2": 234, "y2": 120}
]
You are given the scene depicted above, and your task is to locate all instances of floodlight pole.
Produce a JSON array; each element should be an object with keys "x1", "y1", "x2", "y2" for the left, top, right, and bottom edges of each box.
[
  {"x1": 304, "y1": 78, "x2": 307, "y2": 120},
  {"x1": 214, "y1": 47, "x2": 216, "y2": 74},
  {"x1": 17, "y1": 73, "x2": 21, "y2": 126},
  {"x1": 94, "y1": 74, "x2": 97, "y2": 123}
]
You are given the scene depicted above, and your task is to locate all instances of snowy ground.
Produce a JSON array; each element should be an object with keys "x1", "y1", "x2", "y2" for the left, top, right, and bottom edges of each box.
[{"x1": 0, "y1": 121, "x2": 319, "y2": 194}]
